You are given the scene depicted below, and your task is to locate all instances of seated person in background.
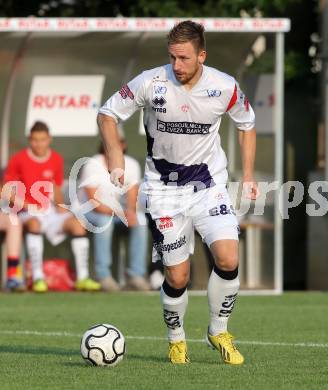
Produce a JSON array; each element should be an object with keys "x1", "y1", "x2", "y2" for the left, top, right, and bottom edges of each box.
[
  {"x1": 0, "y1": 178, "x2": 24, "y2": 291},
  {"x1": 81, "y1": 127, "x2": 150, "y2": 291},
  {"x1": 3, "y1": 121, "x2": 100, "y2": 293}
]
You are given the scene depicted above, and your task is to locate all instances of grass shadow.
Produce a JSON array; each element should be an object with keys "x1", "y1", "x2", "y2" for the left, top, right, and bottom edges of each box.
[
  {"x1": 0, "y1": 344, "x2": 78, "y2": 357},
  {"x1": 125, "y1": 353, "x2": 166, "y2": 363}
]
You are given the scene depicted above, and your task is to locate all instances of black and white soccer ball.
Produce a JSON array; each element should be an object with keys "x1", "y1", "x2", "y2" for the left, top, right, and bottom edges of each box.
[{"x1": 80, "y1": 324, "x2": 125, "y2": 367}]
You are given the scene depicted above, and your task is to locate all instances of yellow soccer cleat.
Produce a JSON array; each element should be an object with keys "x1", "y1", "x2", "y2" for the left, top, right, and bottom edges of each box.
[
  {"x1": 168, "y1": 340, "x2": 190, "y2": 364},
  {"x1": 207, "y1": 331, "x2": 244, "y2": 365},
  {"x1": 75, "y1": 278, "x2": 101, "y2": 292},
  {"x1": 32, "y1": 279, "x2": 48, "y2": 293}
]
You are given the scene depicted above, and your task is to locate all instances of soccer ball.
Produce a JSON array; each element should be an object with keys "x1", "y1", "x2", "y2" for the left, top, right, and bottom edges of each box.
[{"x1": 80, "y1": 323, "x2": 125, "y2": 367}]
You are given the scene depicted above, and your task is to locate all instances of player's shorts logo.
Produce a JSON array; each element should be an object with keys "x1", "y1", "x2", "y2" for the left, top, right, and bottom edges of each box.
[
  {"x1": 181, "y1": 104, "x2": 190, "y2": 112},
  {"x1": 159, "y1": 216, "x2": 174, "y2": 230},
  {"x1": 209, "y1": 204, "x2": 236, "y2": 216},
  {"x1": 153, "y1": 236, "x2": 186, "y2": 253},
  {"x1": 119, "y1": 84, "x2": 134, "y2": 100}
]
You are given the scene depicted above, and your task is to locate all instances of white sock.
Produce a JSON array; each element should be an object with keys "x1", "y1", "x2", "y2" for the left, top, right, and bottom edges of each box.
[
  {"x1": 160, "y1": 282, "x2": 188, "y2": 342},
  {"x1": 26, "y1": 233, "x2": 44, "y2": 281},
  {"x1": 207, "y1": 267, "x2": 240, "y2": 336},
  {"x1": 71, "y1": 237, "x2": 89, "y2": 281}
]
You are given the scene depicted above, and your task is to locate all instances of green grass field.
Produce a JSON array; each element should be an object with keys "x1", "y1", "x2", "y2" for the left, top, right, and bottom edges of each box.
[{"x1": 0, "y1": 292, "x2": 327, "y2": 390}]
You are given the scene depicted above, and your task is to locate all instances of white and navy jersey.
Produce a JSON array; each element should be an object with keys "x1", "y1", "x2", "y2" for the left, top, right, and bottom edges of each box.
[{"x1": 99, "y1": 64, "x2": 255, "y2": 195}]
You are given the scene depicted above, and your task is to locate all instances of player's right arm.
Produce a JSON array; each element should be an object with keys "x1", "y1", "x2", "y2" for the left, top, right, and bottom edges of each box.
[
  {"x1": 97, "y1": 114, "x2": 125, "y2": 186},
  {"x1": 97, "y1": 73, "x2": 146, "y2": 186}
]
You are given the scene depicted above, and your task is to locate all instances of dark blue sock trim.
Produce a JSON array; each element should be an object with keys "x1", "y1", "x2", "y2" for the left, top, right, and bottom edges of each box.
[
  {"x1": 213, "y1": 264, "x2": 238, "y2": 280},
  {"x1": 162, "y1": 279, "x2": 186, "y2": 298}
]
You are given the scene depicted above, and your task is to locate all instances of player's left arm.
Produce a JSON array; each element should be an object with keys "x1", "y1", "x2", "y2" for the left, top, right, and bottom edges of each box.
[
  {"x1": 226, "y1": 80, "x2": 259, "y2": 200},
  {"x1": 125, "y1": 183, "x2": 139, "y2": 227},
  {"x1": 53, "y1": 154, "x2": 68, "y2": 212},
  {"x1": 238, "y1": 128, "x2": 259, "y2": 200},
  {"x1": 53, "y1": 184, "x2": 67, "y2": 213}
]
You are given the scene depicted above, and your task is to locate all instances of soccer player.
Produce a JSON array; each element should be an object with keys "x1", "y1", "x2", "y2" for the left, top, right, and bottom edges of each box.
[
  {"x1": 3, "y1": 121, "x2": 100, "y2": 293},
  {"x1": 97, "y1": 21, "x2": 258, "y2": 364}
]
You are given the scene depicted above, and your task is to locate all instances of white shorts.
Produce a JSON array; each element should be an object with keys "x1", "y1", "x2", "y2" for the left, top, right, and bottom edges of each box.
[
  {"x1": 19, "y1": 206, "x2": 72, "y2": 246},
  {"x1": 146, "y1": 185, "x2": 239, "y2": 267}
]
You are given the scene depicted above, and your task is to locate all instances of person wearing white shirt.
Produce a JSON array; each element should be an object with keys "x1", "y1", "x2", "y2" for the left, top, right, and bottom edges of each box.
[{"x1": 80, "y1": 135, "x2": 149, "y2": 291}]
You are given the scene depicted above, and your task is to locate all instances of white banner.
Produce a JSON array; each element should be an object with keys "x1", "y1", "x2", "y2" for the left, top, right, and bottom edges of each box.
[
  {"x1": 26, "y1": 75, "x2": 105, "y2": 136},
  {"x1": 0, "y1": 18, "x2": 291, "y2": 33}
]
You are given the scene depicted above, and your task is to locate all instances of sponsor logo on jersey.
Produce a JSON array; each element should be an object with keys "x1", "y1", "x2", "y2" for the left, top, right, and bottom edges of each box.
[
  {"x1": 154, "y1": 86, "x2": 167, "y2": 95},
  {"x1": 159, "y1": 216, "x2": 173, "y2": 230},
  {"x1": 207, "y1": 89, "x2": 221, "y2": 97},
  {"x1": 181, "y1": 104, "x2": 190, "y2": 112},
  {"x1": 153, "y1": 235, "x2": 186, "y2": 253},
  {"x1": 157, "y1": 120, "x2": 211, "y2": 135},
  {"x1": 244, "y1": 96, "x2": 250, "y2": 111},
  {"x1": 152, "y1": 76, "x2": 168, "y2": 82},
  {"x1": 152, "y1": 96, "x2": 167, "y2": 112},
  {"x1": 42, "y1": 169, "x2": 54, "y2": 179},
  {"x1": 119, "y1": 84, "x2": 134, "y2": 100},
  {"x1": 238, "y1": 91, "x2": 250, "y2": 112}
]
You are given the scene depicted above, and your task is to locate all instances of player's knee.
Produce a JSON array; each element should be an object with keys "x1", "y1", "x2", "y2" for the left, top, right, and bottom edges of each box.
[
  {"x1": 165, "y1": 271, "x2": 189, "y2": 290},
  {"x1": 214, "y1": 253, "x2": 239, "y2": 271},
  {"x1": 25, "y1": 218, "x2": 41, "y2": 233},
  {"x1": 65, "y1": 217, "x2": 86, "y2": 236}
]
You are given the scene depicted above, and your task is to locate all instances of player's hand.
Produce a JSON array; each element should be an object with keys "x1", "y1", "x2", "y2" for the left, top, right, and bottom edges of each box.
[
  {"x1": 242, "y1": 180, "x2": 259, "y2": 200},
  {"x1": 125, "y1": 209, "x2": 138, "y2": 227},
  {"x1": 110, "y1": 168, "x2": 125, "y2": 188}
]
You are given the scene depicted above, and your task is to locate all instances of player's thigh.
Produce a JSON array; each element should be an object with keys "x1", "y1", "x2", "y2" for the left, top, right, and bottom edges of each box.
[
  {"x1": 193, "y1": 186, "x2": 239, "y2": 269},
  {"x1": 62, "y1": 214, "x2": 85, "y2": 235},
  {"x1": 147, "y1": 213, "x2": 193, "y2": 268}
]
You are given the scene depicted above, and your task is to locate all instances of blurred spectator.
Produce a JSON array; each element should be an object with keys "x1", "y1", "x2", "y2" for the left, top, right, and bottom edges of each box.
[
  {"x1": 3, "y1": 121, "x2": 100, "y2": 293},
  {"x1": 149, "y1": 260, "x2": 165, "y2": 290},
  {"x1": 0, "y1": 177, "x2": 24, "y2": 291},
  {"x1": 80, "y1": 126, "x2": 150, "y2": 291}
]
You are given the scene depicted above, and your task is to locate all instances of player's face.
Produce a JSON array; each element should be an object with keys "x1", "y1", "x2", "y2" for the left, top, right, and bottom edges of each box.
[
  {"x1": 168, "y1": 41, "x2": 206, "y2": 86},
  {"x1": 28, "y1": 131, "x2": 52, "y2": 157}
]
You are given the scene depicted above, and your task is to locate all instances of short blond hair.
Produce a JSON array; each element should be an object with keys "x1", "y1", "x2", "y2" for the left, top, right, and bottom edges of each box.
[{"x1": 167, "y1": 20, "x2": 206, "y2": 52}]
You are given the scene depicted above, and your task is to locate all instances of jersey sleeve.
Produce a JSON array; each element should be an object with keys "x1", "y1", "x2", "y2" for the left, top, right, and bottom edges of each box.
[
  {"x1": 226, "y1": 81, "x2": 255, "y2": 131},
  {"x1": 98, "y1": 72, "x2": 146, "y2": 122},
  {"x1": 3, "y1": 154, "x2": 21, "y2": 182},
  {"x1": 53, "y1": 154, "x2": 64, "y2": 186}
]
